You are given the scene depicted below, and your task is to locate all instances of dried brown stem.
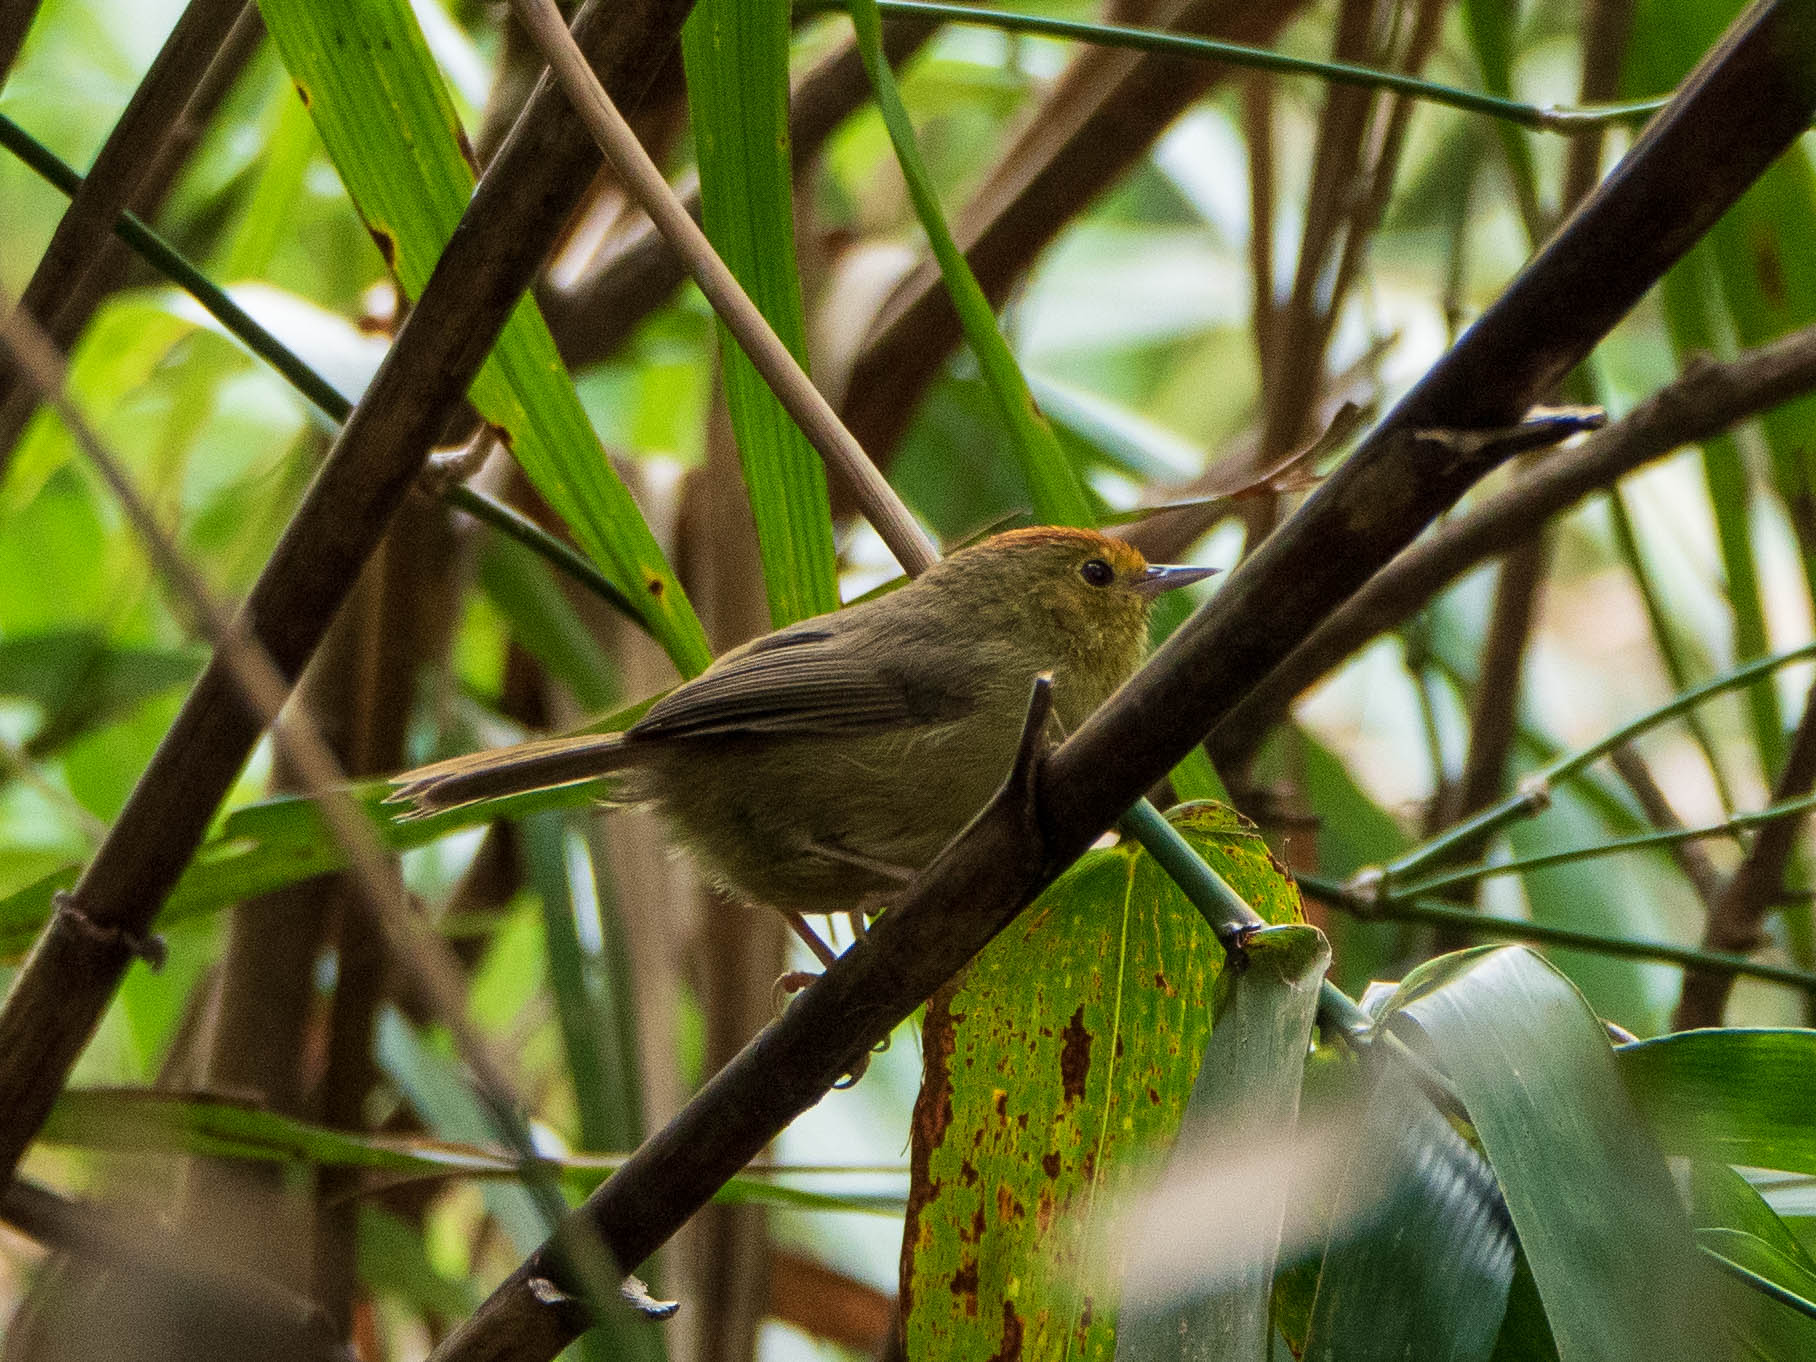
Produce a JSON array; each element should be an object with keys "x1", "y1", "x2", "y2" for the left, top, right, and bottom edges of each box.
[
  {"x1": 0, "y1": 0, "x2": 700, "y2": 1184},
  {"x1": 424, "y1": 10, "x2": 1816, "y2": 1358},
  {"x1": 1674, "y1": 679, "x2": 1816, "y2": 1028}
]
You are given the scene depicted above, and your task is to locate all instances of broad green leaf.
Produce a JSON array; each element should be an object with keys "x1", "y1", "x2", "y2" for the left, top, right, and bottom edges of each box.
[
  {"x1": 681, "y1": 0, "x2": 839, "y2": 626},
  {"x1": 1302, "y1": 1065, "x2": 1513, "y2": 1362},
  {"x1": 1115, "y1": 923, "x2": 1327, "y2": 1361},
  {"x1": 1386, "y1": 947, "x2": 1717, "y2": 1362},
  {"x1": 0, "y1": 630, "x2": 202, "y2": 756},
  {"x1": 257, "y1": 0, "x2": 711, "y2": 675},
  {"x1": 1620, "y1": 1028, "x2": 1816, "y2": 1175},
  {"x1": 1693, "y1": 1163, "x2": 1816, "y2": 1272},
  {"x1": 901, "y1": 804, "x2": 1302, "y2": 1361}
]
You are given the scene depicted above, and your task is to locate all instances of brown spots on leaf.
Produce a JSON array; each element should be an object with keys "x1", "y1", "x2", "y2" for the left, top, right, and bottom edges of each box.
[
  {"x1": 1148, "y1": 1086, "x2": 1161, "y2": 1105},
  {"x1": 986, "y1": 1300, "x2": 1025, "y2": 1362},
  {"x1": 1154, "y1": 970, "x2": 1176, "y2": 997},
  {"x1": 647, "y1": 577, "x2": 664, "y2": 596},
  {"x1": 1036, "y1": 1184, "x2": 1056, "y2": 1233},
  {"x1": 368, "y1": 225, "x2": 396, "y2": 269},
  {"x1": 959, "y1": 1159, "x2": 978, "y2": 1186},
  {"x1": 995, "y1": 1183, "x2": 1023, "y2": 1223},
  {"x1": 902, "y1": 985, "x2": 960, "y2": 1320},
  {"x1": 951, "y1": 1258, "x2": 979, "y2": 1315},
  {"x1": 1041, "y1": 1151, "x2": 1062, "y2": 1179},
  {"x1": 993, "y1": 1088, "x2": 1010, "y2": 1123},
  {"x1": 1059, "y1": 1006, "x2": 1091, "y2": 1103},
  {"x1": 294, "y1": 82, "x2": 311, "y2": 108}
]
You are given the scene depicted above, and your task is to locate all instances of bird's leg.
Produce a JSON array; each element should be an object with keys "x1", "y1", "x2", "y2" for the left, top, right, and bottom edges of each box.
[{"x1": 776, "y1": 909, "x2": 839, "y2": 995}]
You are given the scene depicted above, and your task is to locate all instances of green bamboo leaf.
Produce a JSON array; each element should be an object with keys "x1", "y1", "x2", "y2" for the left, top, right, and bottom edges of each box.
[
  {"x1": 1386, "y1": 947, "x2": 1718, "y2": 1362},
  {"x1": 847, "y1": 0, "x2": 1094, "y2": 529},
  {"x1": 475, "y1": 537, "x2": 620, "y2": 713},
  {"x1": 1692, "y1": 1163, "x2": 1816, "y2": 1272},
  {"x1": 257, "y1": 0, "x2": 710, "y2": 675},
  {"x1": 901, "y1": 804, "x2": 1302, "y2": 1360},
  {"x1": 1300, "y1": 1060, "x2": 1513, "y2": 1362},
  {"x1": 1619, "y1": 1029, "x2": 1816, "y2": 1175},
  {"x1": 681, "y1": 0, "x2": 839, "y2": 625},
  {"x1": 1115, "y1": 923, "x2": 1328, "y2": 1361}
]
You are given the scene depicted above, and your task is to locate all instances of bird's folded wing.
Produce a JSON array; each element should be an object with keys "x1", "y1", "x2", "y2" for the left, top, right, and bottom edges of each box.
[{"x1": 630, "y1": 630, "x2": 974, "y2": 740}]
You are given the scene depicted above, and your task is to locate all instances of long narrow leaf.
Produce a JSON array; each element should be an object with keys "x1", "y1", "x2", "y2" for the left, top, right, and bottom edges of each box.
[
  {"x1": 258, "y1": 0, "x2": 711, "y2": 674},
  {"x1": 681, "y1": 0, "x2": 840, "y2": 624}
]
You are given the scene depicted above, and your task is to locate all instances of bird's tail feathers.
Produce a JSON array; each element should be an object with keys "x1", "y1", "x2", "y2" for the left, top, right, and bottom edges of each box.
[{"x1": 386, "y1": 733, "x2": 636, "y2": 817}]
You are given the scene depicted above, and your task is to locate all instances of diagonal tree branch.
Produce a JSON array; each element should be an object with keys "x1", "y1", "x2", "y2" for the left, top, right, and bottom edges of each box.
[
  {"x1": 0, "y1": 0, "x2": 701, "y2": 1185},
  {"x1": 425, "y1": 6, "x2": 1816, "y2": 1359}
]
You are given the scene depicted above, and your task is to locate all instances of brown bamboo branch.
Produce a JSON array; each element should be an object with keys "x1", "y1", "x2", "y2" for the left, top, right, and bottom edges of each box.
[
  {"x1": 423, "y1": 9, "x2": 1816, "y2": 1358},
  {"x1": 0, "y1": 0, "x2": 701, "y2": 1185},
  {"x1": 0, "y1": 0, "x2": 41, "y2": 89},
  {"x1": 1209, "y1": 321, "x2": 1816, "y2": 767},
  {"x1": 0, "y1": 0, "x2": 250, "y2": 473},
  {"x1": 1674, "y1": 679, "x2": 1816, "y2": 1028}
]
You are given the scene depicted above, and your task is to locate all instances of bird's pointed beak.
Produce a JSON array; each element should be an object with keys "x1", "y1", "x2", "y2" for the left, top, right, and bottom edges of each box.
[{"x1": 1134, "y1": 562, "x2": 1219, "y2": 599}]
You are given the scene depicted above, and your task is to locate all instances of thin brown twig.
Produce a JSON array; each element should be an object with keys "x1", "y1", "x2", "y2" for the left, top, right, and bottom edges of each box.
[
  {"x1": 1609, "y1": 742, "x2": 1728, "y2": 912},
  {"x1": 1674, "y1": 679, "x2": 1816, "y2": 1028},
  {"x1": 510, "y1": 0, "x2": 938, "y2": 579}
]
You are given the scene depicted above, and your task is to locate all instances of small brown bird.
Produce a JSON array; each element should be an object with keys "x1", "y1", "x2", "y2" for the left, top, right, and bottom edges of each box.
[{"x1": 390, "y1": 527, "x2": 1212, "y2": 948}]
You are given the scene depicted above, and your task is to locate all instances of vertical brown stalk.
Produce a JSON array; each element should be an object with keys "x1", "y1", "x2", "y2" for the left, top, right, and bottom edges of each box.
[{"x1": 1675, "y1": 680, "x2": 1816, "y2": 1028}]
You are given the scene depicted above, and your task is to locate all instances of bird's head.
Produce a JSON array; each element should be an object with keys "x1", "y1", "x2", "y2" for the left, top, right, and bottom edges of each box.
[{"x1": 931, "y1": 526, "x2": 1217, "y2": 679}]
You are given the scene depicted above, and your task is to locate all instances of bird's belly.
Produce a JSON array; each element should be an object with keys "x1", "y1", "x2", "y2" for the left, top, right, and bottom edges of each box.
[{"x1": 641, "y1": 722, "x2": 1017, "y2": 914}]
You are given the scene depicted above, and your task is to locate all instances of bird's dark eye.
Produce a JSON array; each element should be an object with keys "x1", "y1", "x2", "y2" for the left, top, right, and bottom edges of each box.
[{"x1": 1079, "y1": 558, "x2": 1114, "y2": 587}]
